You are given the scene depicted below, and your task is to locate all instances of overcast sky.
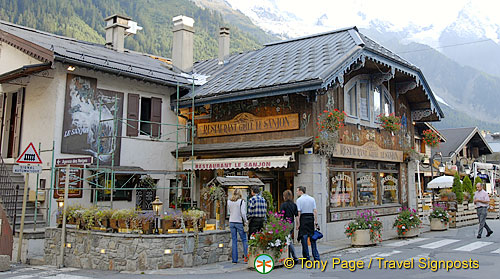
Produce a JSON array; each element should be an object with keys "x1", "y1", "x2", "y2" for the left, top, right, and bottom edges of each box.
[{"x1": 228, "y1": 0, "x2": 500, "y2": 45}]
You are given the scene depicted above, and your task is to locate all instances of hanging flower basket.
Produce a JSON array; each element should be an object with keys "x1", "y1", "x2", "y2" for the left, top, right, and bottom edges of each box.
[
  {"x1": 378, "y1": 113, "x2": 401, "y2": 132},
  {"x1": 422, "y1": 129, "x2": 440, "y2": 147},
  {"x1": 315, "y1": 109, "x2": 346, "y2": 156}
]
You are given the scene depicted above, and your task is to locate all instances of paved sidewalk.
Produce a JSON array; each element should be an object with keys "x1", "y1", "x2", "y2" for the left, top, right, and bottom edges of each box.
[{"x1": 130, "y1": 238, "x2": 352, "y2": 275}]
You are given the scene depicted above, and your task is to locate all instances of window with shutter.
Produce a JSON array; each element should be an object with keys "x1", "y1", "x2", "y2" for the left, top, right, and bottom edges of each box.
[
  {"x1": 150, "y1": 97, "x2": 162, "y2": 138},
  {"x1": 127, "y1": 93, "x2": 140, "y2": 136}
]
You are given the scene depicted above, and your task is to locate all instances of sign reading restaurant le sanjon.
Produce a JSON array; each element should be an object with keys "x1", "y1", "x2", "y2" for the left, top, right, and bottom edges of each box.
[
  {"x1": 332, "y1": 141, "x2": 403, "y2": 162},
  {"x1": 197, "y1": 112, "x2": 299, "y2": 137}
]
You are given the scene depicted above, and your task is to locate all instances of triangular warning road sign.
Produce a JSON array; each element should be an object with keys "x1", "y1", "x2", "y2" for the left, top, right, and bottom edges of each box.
[{"x1": 16, "y1": 142, "x2": 42, "y2": 164}]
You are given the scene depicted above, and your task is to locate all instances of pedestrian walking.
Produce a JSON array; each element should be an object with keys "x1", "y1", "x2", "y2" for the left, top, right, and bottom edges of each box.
[
  {"x1": 227, "y1": 189, "x2": 248, "y2": 263},
  {"x1": 296, "y1": 186, "x2": 320, "y2": 261},
  {"x1": 247, "y1": 185, "x2": 267, "y2": 238},
  {"x1": 280, "y1": 189, "x2": 299, "y2": 262},
  {"x1": 474, "y1": 182, "x2": 493, "y2": 238}
]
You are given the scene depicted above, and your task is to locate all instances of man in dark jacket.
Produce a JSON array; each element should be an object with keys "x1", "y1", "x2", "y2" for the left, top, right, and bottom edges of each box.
[{"x1": 280, "y1": 189, "x2": 299, "y2": 262}]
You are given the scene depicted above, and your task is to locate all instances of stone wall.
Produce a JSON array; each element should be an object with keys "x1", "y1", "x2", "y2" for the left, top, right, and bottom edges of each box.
[{"x1": 44, "y1": 228, "x2": 243, "y2": 271}]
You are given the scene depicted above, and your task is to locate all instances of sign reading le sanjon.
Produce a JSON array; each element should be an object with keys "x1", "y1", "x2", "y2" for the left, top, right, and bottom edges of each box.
[
  {"x1": 332, "y1": 141, "x2": 403, "y2": 162},
  {"x1": 197, "y1": 112, "x2": 299, "y2": 137}
]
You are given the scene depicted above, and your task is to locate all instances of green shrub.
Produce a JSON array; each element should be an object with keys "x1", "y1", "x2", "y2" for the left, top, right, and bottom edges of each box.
[
  {"x1": 262, "y1": 190, "x2": 275, "y2": 213},
  {"x1": 452, "y1": 173, "x2": 463, "y2": 203},
  {"x1": 474, "y1": 176, "x2": 483, "y2": 189},
  {"x1": 462, "y1": 176, "x2": 474, "y2": 203}
]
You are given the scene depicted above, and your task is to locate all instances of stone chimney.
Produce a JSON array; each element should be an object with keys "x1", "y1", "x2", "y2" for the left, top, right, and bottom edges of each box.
[
  {"x1": 172, "y1": 15, "x2": 195, "y2": 72},
  {"x1": 218, "y1": 27, "x2": 230, "y2": 64},
  {"x1": 105, "y1": 14, "x2": 131, "y2": 52}
]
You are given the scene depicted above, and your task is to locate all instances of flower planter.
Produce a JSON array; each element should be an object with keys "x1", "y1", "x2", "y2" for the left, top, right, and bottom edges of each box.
[
  {"x1": 351, "y1": 229, "x2": 376, "y2": 246},
  {"x1": 118, "y1": 219, "x2": 129, "y2": 229},
  {"x1": 248, "y1": 246, "x2": 288, "y2": 269},
  {"x1": 161, "y1": 219, "x2": 175, "y2": 232},
  {"x1": 97, "y1": 218, "x2": 109, "y2": 229},
  {"x1": 430, "y1": 218, "x2": 448, "y2": 231},
  {"x1": 141, "y1": 220, "x2": 154, "y2": 234},
  {"x1": 109, "y1": 218, "x2": 119, "y2": 230},
  {"x1": 400, "y1": 227, "x2": 419, "y2": 238}
]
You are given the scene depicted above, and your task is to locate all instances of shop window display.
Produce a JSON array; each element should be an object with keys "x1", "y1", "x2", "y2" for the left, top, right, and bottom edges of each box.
[
  {"x1": 330, "y1": 171, "x2": 354, "y2": 208},
  {"x1": 356, "y1": 172, "x2": 378, "y2": 206},
  {"x1": 381, "y1": 173, "x2": 398, "y2": 204}
]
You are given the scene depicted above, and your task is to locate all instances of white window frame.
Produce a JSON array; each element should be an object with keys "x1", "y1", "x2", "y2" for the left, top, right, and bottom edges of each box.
[{"x1": 344, "y1": 75, "x2": 395, "y2": 128}]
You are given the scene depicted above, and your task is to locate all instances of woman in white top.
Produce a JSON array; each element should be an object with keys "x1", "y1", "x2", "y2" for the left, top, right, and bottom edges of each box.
[{"x1": 227, "y1": 189, "x2": 248, "y2": 263}]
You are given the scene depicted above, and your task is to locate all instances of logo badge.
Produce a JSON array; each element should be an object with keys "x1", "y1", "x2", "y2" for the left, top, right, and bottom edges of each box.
[{"x1": 254, "y1": 254, "x2": 274, "y2": 274}]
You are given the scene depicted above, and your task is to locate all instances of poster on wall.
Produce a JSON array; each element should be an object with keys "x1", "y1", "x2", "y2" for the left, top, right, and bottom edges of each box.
[
  {"x1": 53, "y1": 165, "x2": 83, "y2": 198},
  {"x1": 61, "y1": 74, "x2": 123, "y2": 165}
]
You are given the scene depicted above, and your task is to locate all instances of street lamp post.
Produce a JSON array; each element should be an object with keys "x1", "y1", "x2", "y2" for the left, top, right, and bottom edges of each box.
[
  {"x1": 431, "y1": 152, "x2": 444, "y2": 205},
  {"x1": 152, "y1": 196, "x2": 163, "y2": 234}
]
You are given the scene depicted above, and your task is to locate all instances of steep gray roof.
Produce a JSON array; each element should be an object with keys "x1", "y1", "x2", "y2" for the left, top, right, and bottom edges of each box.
[
  {"x1": 433, "y1": 127, "x2": 493, "y2": 158},
  {"x1": 184, "y1": 26, "x2": 442, "y2": 119},
  {"x1": 0, "y1": 20, "x2": 190, "y2": 86}
]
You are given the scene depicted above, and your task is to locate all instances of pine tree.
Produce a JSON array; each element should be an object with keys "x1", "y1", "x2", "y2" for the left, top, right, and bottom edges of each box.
[
  {"x1": 452, "y1": 172, "x2": 463, "y2": 203},
  {"x1": 462, "y1": 176, "x2": 474, "y2": 203}
]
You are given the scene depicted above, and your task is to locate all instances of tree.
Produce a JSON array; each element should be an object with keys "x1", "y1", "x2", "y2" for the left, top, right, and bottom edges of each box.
[
  {"x1": 462, "y1": 176, "x2": 474, "y2": 203},
  {"x1": 452, "y1": 172, "x2": 463, "y2": 203},
  {"x1": 474, "y1": 176, "x2": 484, "y2": 190}
]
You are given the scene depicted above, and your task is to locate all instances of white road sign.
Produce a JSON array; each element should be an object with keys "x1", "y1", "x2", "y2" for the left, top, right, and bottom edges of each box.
[{"x1": 13, "y1": 165, "x2": 42, "y2": 174}]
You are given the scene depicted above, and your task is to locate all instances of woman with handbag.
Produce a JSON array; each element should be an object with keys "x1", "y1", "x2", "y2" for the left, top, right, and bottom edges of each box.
[
  {"x1": 280, "y1": 190, "x2": 299, "y2": 263},
  {"x1": 227, "y1": 189, "x2": 248, "y2": 264}
]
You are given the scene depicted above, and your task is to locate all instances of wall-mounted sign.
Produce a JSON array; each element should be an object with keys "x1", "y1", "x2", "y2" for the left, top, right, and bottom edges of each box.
[
  {"x1": 53, "y1": 165, "x2": 84, "y2": 199},
  {"x1": 331, "y1": 141, "x2": 403, "y2": 162},
  {"x1": 56, "y1": 157, "x2": 93, "y2": 165},
  {"x1": 197, "y1": 112, "x2": 299, "y2": 137}
]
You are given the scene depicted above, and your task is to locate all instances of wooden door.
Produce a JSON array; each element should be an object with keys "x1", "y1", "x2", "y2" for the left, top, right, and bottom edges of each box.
[{"x1": 11, "y1": 88, "x2": 24, "y2": 158}]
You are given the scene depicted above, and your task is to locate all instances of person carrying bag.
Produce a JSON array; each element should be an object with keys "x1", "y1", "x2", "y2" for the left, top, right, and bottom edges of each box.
[{"x1": 227, "y1": 189, "x2": 248, "y2": 263}]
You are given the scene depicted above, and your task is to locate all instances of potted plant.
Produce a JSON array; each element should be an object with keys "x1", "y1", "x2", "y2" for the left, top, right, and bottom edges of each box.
[
  {"x1": 429, "y1": 204, "x2": 449, "y2": 231},
  {"x1": 184, "y1": 209, "x2": 207, "y2": 231},
  {"x1": 315, "y1": 109, "x2": 346, "y2": 155},
  {"x1": 65, "y1": 204, "x2": 83, "y2": 225},
  {"x1": 137, "y1": 211, "x2": 155, "y2": 234},
  {"x1": 439, "y1": 189, "x2": 456, "y2": 202},
  {"x1": 95, "y1": 208, "x2": 115, "y2": 229},
  {"x1": 80, "y1": 207, "x2": 98, "y2": 230},
  {"x1": 345, "y1": 209, "x2": 383, "y2": 246},
  {"x1": 378, "y1": 113, "x2": 401, "y2": 133},
  {"x1": 393, "y1": 207, "x2": 421, "y2": 238},
  {"x1": 422, "y1": 129, "x2": 440, "y2": 148},
  {"x1": 248, "y1": 212, "x2": 292, "y2": 268},
  {"x1": 111, "y1": 208, "x2": 137, "y2": 230},
  {"x1": 161, "y1": 214, "x2": 179, "y2": 232}
]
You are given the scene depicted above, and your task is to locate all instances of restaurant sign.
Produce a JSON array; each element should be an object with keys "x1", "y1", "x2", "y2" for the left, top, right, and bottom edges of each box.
[
  {"x1": 197, "y1": 112, "x2": 299, "y2": 137},
  {"x1": 332, "y1": 141, "x2": 403, "y2": 162}
]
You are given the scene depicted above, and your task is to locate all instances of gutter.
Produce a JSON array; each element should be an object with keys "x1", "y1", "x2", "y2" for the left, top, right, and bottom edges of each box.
[
  {"x1": 0, "y1": 62, "x2": 52, "y2": 83},
  {"x1": 55, "y1": 55, "x2": 191, "y2": 88}
]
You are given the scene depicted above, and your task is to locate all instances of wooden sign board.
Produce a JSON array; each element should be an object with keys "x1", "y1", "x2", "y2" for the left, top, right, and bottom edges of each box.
[
  {"x1": 197, "y1": 112, "x2": 299, "y2": 137},
  {"x1": 53, "y1": 165, "x2": 84, "y2": 199},
  {"x1": 331, "y1": 141, "x2": 404, "y2": 162}
]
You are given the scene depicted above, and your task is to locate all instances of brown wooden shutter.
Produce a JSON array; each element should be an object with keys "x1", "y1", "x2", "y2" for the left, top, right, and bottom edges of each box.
[
  {"x1": 12, "y1": 88, "x2": 24, "y2": 158},
  {"x1": 150, "y1": 97, "x2": 162, "y2": 138},
  {"x1": 420, "y1": 139, "x2": 426, "y2": 154},
  {"x1": 0, "y1": 93, "x2": 4, "y2": 144},
  {"x1": 127, "y1": 93, "x2": 140, "y2": 136}
]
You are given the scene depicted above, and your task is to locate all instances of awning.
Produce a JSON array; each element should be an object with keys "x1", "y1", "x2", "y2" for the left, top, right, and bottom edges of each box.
[{"x1": 182, "y1": 155, "x2": 293, "y2": 170}]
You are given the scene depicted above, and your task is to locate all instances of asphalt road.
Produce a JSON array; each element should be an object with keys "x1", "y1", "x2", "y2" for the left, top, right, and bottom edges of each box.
[{"x1": 3, "y1": 220, "x2": 500, "y2": 279}]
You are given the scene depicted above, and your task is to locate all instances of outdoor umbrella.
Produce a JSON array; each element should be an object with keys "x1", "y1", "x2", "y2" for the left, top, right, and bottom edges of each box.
[{"x1": 427, "y1": 176, "x2": 455, "y2": 189}]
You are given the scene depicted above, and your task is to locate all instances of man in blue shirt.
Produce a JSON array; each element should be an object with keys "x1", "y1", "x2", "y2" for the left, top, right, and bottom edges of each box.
[
  {"x1": 247, "y1": 185, "x2": 267, "y2": 237},
  {"x1": 296, "y1": 186, "x2": 320, "y2": 261}
]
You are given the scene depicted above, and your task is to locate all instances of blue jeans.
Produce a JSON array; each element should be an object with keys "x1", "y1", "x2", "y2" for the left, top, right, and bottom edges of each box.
[
  {"x1": 230, "y1": 222, "x2": 248, "y2": 263},
  {"x1": 301, "y1": 235, "x2": 320, "y2": 261}
]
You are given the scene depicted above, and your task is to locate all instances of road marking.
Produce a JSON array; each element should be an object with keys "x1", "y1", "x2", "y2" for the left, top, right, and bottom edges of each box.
[
  {"x1": 386, "y1": 238, "x2": 429, "y2": 247},
  {"x1": 419, "y1": 239, "x2": 460, "y2": 249},
  {"x1": 454, "y1": 241, "x2": 493, "y2": 251},
  {"x1": 377, "y1": 250, "x2": 402, "y2": 257},
  {"x1": 491, "y1": 248, "x2": 500, "y2": 254},
  {"x1": 404, "y1": 253, "x2": 429, "y2": 262}
]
